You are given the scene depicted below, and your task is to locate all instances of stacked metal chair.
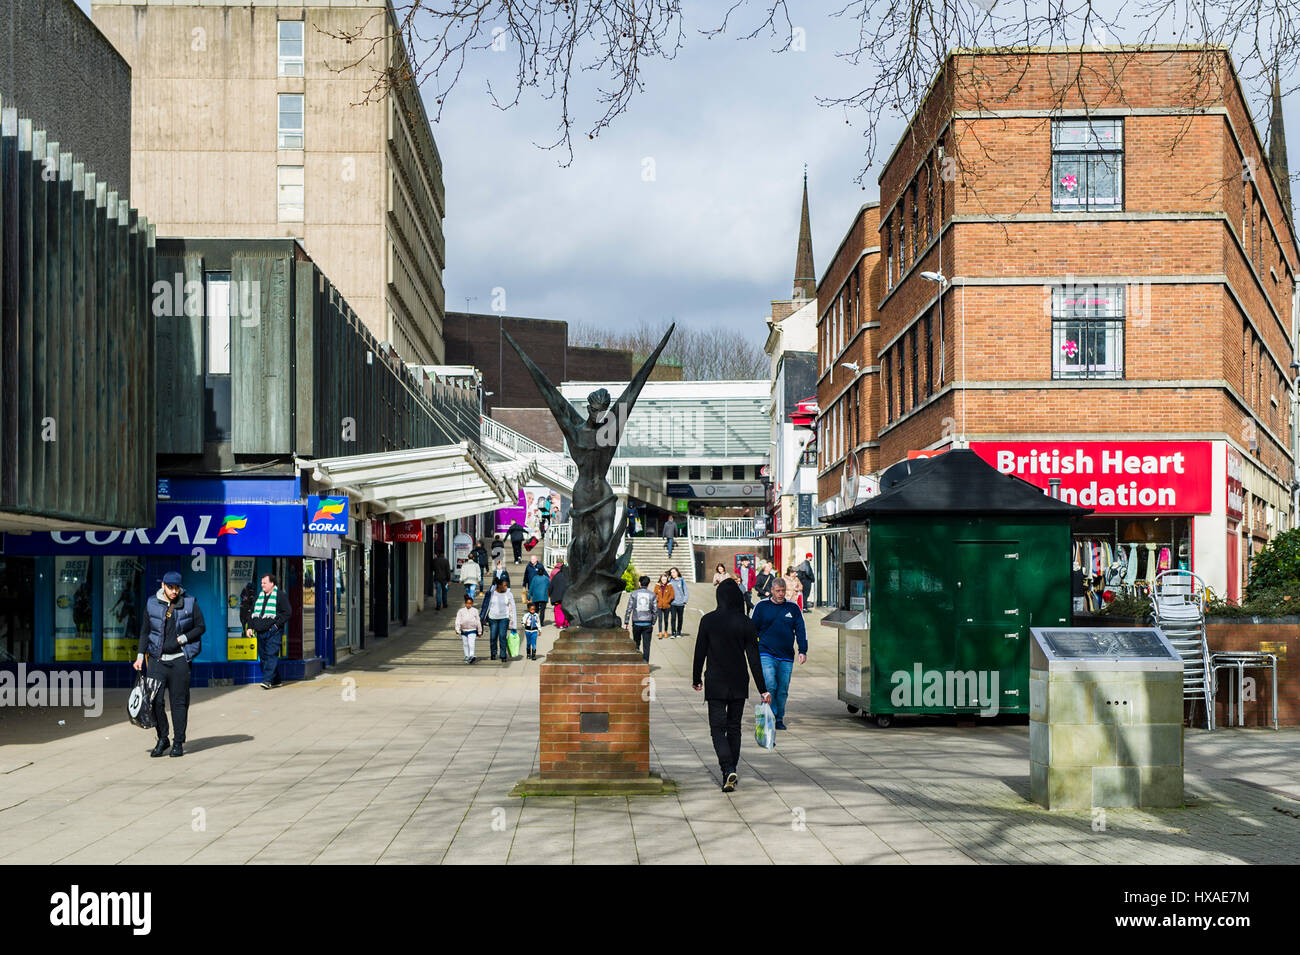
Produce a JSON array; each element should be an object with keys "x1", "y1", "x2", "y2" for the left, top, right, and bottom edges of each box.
[{"x1": 1149, "y1": 570, "x2": 1214, "y2": 731}]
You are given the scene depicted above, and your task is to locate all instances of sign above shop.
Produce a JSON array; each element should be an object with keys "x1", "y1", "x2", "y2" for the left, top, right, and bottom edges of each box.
[
  {"x1": 971, "y1": 441, "x2": 1212, "y2": 514},
  {"x1": 305, "y1": 495, "x2": 349, "y2": 534},
  {"x1": 666, "y1": 482, "x2": 765, "y2": 500},
  {"x1": 1226, "y1": 446, "x2": 1244, "y2": 523},
  {"x1": 1, "y1": 503, "x2": 308, "y2": 556},
  {"x1": 391, "y1": 520, "x2": 424, "y2": 543}
]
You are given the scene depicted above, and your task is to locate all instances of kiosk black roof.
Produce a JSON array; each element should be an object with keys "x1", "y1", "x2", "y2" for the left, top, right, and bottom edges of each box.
[{"x1": 824, "y1": 449, "x2": 1092, "y2": 523}]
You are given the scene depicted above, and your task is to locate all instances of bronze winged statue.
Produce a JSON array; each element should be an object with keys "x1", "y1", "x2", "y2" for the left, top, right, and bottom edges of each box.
[{"x1": 504, "y1": 324, "x2": 675, "y2": 629}]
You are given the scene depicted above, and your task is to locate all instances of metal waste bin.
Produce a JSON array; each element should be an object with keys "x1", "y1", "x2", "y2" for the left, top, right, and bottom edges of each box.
[{"x1": 1029, "y1": 626, "x2": 1184, "y2": 810}]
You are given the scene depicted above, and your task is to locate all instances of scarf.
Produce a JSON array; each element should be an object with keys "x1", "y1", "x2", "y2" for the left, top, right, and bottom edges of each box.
[{"x1": 252, "y1": 587, "x2": 279, "y2": 621}]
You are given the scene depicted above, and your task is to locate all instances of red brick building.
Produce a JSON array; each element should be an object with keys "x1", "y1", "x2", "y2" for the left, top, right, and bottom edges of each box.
[{"x1": 818, "y1": 46, "x2": 1297, "y2": 601}]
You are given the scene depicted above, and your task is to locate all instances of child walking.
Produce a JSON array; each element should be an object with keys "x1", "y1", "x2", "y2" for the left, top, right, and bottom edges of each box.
[
  {"x1": 454, "y1": 595, "x2": 482, "y2": 664},
  {"x1": 523, "y1": 602, "x2": 541, "y2": 661}
]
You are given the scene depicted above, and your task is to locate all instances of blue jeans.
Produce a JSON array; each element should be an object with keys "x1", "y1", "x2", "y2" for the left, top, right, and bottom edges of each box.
[
  {"x1": 664, "y1": 537, "x2": 674, "y2": 557},
  {"x1": 465, "y1": 582, "x2": 478, "y2": 601},
  {"x1": 434, "y1": 581, "x2": 449, "y2": 608},
  {"x1": 760, "y1": 655, "x2": 793, "y2": 724},
  {"x1": 525, "y1": 629, "x2": 539, "y2": 651},
  {"x1": 489, "y1": 617, "x2": 510, "y2": 657},
  {"x1": 260, "y1": 625, "x2": 283, "y2": 685}
]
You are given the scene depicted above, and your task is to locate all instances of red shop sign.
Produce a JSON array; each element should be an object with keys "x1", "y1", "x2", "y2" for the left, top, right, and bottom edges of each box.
[
  {"x1": 970, "y1": 441, "x2": 1212, "y2": 514},
  {"x1": 370, "y1": 520, "x2": 389, "y2": 543},
  {"x1": 391, "y1": 519, "x2": 424, "y2": 543},
  {"x1": 1225, "y1": 446, "x2": 1244, "y2": 523}
]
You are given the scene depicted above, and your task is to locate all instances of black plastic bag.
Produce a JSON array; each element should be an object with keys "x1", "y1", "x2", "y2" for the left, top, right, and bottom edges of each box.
[{"x1": 127, "y1": 670, "x2": 163, "y2": 729}]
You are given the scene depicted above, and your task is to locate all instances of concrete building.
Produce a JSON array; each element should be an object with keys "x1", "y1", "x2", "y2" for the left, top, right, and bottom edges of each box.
[
  {"x1": 0, "y1": 0, "x2": 132, "y2": 194},
  {"x1": 92, "y1": 0, "x2": 447, "y2": 364},
  {"x1": 819, "y1": 45, "x2": 1298, "y2": 603}
]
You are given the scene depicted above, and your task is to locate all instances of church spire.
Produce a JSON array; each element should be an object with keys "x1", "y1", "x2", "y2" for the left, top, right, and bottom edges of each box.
[
  {"x1": 793, "y1": 167, "x2": 816, "y2": 300},
  {"x1": 1269, "y1": 71, "x2": 1293, "y2": 227}
]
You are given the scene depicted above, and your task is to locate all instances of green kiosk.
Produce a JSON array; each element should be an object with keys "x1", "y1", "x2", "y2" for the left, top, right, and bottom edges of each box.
[{"x1": 824, "y1": 450, "x2": 1087, "y2": 726}]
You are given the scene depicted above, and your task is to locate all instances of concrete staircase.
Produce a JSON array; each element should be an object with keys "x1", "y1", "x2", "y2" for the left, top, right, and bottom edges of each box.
[{"x1": 627, "y1": 537, "x2": 695, "y2": 584}]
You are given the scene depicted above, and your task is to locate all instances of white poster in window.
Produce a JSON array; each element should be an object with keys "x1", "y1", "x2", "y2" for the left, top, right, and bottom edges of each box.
[
  {"x1": 844, "y1": 633, "x2": 862, "y2": 698},
  {"x1": 55, "y1": 556, "x2": 93, "y2": 661},
  {"x1": 102, "y1": 556, "x2": 143, "y2": 661}
]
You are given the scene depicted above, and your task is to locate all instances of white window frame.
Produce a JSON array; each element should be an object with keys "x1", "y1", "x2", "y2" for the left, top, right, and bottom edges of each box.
[
  {"x1": 277, "y1": 165, "x2": 304, "y2": 221},
  {"x1": 278, "y1": 20, "x2": 305, "y2": 77},
  {"x1": 1051, "y1": 284, "x2": 1125, "y2": 380},
  {"x1": 278, "y1": 93, "x2": 304, "y2": 149},
  {"x1": 1051, "y1": 118, "x2": 1124, "y2": 212}
]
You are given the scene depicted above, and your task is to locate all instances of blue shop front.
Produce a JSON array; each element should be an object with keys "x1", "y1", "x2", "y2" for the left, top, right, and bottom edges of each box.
[{"x1": 0, "y1": 478, "x2": 341, "y2": 687}]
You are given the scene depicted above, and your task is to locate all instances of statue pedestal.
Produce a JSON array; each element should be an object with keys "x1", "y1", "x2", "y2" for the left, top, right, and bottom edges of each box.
[{"x1": 512, "y1": 628, "x2": 674, "y2": 796}]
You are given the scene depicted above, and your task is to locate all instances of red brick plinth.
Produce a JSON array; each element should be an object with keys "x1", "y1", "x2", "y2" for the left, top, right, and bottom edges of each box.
[{"x1": 512, "y1": 628, "x2": 674, "y2": 795}]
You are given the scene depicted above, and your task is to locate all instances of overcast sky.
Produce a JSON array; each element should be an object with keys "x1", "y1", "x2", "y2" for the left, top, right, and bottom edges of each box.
[{"x1": 76, "y1": 1, "x2": 1300, "y2": 348}]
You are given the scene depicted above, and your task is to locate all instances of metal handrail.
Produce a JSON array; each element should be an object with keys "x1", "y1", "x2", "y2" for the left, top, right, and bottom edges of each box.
[{"x1": 688, "y1": 516, "x2": 758, "y2": 541}]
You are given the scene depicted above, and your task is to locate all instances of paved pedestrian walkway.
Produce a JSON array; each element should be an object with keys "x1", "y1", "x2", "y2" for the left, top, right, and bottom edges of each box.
[{"x1": 2, "y1": 594, "x2": 1299, "y2": 864}]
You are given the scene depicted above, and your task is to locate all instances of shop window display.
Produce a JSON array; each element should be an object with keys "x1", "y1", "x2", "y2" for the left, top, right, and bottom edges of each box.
[
  {"x1": 1072, "y1": 516, "x2": 1191, "y2": 612},
  {"x1": 54, "y1": 557, "x2": 93, "y2": 661},
  {"x1": 0, "y1": 558, "x2": 35, "y2": 662}
]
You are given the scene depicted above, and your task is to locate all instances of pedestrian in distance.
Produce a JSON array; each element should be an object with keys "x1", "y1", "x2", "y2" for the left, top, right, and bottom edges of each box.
[
  {"x1": 490, "y1": 536, "x2": 505, "y2": 565},
  {"x1": 523, "y1": 554, "x2": 542, "y2": 592},
  {"x1": 507, "y1": 520, "x2": 527, "y2": 563},
  {"x1": 712, "y1": 563, "x2": 729, "y2": 587},
  {"x1": 662, "y1": 518, "x2": 677, "y2": 557},
  {"x1": 472, "y1": 541, "x2": 490, "y2": 575},
  {"x1": 523, "y1": 602, "x2": 541, "y2": 660},
  {"x1": 455, "y1": 594, "x2": 482, "y2": 664},
  {"x1": 490, "y1": 558, "x2": 511, "y2": 590},
  {"x1": 485, "y1": 577, "x2": 517, "y2": 664},
  {"x1": 432, "y1": 551, "x2": 452, "y2": 610},
  {"x1": 623, "y1": 575, "x2": 657, "y2": 662},
  {"x1": 755, "y1": 560, "x2": 775, "y2": 602},
  {"x1": 654, "y1": 572, "x2": 674, "y2": 640},
  {"x1": 549, "y1": 561, "x2": 569, "y2": 629},
  {"x1": 250, "y1": 573, "x2": 292, "y2": 690},
  {"x1": 668, "y1": 566, "x2": 689, "y2": 638},
  {"x1": 751, "y1": 577, "x2": 807, "y2": 730},
  {"x1": 459, "y1": 555, "x2": 482, "y2": 601},
  {"x1": 134, "y1": 570, "x2": 206, "y2": 758},
  {"x1": 528, "y1": 564, "x2": 551, "y2": 627},
  {"x1": 692, "y1": 578, "x2": 771, "y2": 793},
  {"x1": 795, "y1": 553, "x2": 816, "y2": 610},
  {"x1": 737, "y1": 556, "x2": 757, "y2": 614}
]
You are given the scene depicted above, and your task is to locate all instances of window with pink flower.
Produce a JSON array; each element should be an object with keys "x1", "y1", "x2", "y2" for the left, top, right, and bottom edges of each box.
[{"x1": 1051, "y1": 119, "x2": 1123, "y2": 212}]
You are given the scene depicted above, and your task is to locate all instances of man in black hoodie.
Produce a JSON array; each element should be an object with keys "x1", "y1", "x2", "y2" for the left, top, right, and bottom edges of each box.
[{"x1": 692, "y1": 579, "x2": 771, "y2": 793}]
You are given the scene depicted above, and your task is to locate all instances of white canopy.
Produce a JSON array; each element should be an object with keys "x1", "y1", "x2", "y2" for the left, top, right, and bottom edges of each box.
[{"x1": 299, "y1": 442, "x2": 536, "y2": 523}]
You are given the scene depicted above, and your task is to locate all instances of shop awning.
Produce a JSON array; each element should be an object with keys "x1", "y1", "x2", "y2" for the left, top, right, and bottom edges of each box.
[{"x1": 298, "y1": 442, "x2": 537, "y2": 523}]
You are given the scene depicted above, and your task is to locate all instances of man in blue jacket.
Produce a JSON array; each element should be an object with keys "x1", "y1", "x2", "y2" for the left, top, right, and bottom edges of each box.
[
  {"x1": 749, "y1": 576, "x2": 806, "y2": 730},
  {"x1": 133, "y1": 571, "x2": 206, "y2": 758}
]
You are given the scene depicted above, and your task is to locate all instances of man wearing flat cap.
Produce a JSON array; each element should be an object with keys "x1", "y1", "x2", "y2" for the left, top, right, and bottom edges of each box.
[{"x1": 134, "y1": 570, "x2": 206, "y2": 758}]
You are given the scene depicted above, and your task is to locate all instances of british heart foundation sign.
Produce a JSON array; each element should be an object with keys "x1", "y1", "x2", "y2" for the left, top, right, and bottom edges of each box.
[{"x1": 970, "y1": 441, "x2": 1212, "y2": 514}]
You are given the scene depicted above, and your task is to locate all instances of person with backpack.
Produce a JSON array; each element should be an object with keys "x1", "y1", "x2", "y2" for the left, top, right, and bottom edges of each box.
[
  {"x1": 796, "y1": 553, "x2": 816, "y2": 609},
  {"x1": 133, "y1": 570, "x2": 206, "y2": 758},
  {"x1": 507, "y1": 521, "x2": 527, "y2": 563},
  {"x1": 754, "y1": 560, "x2": 775, "y2": 602},
  {"x1": 668, "y1": 566, "x2": 689, "y2": 638},
  {"x1": 662, "y1": 518, "x2": 677, "y2": 557},
  {"x1": 692, "y1": 578, "x2": 770, "y2": 793},
  {"x1": 549, "y1": 561, "x2": 569, "y2": 629},
  {"x1": 458, "y1": 555, "x2": 482, "y2": 601},
  {"x1": 528, "y1": 565, "x2": 551, "y2": 627},
  {"x1": 623, "y1": 575, "x2": 657, "y2": 662}
]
